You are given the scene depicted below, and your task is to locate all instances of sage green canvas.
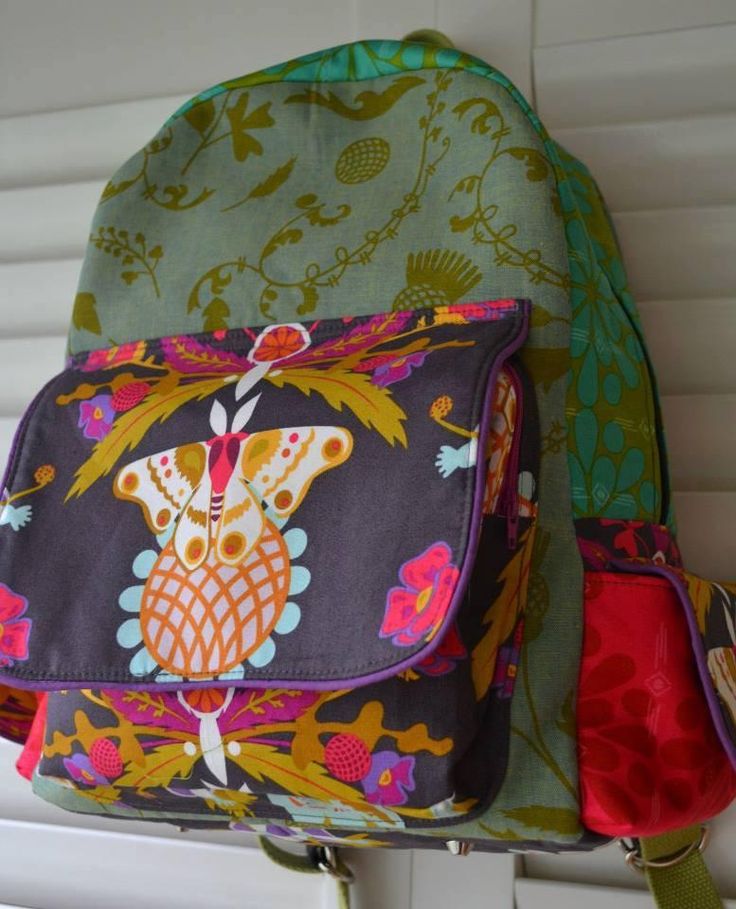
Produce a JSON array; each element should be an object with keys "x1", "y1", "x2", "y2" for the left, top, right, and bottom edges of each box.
[{"x1": 45, "y1": 38, "x2": 666, "y2": 846}]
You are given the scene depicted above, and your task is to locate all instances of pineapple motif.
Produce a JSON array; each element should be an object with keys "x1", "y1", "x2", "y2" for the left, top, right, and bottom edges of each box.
[
  {"x1": 114, "y1": 401, "x2": 353, "y2": 679},
  {"x1": 392, "y1": 249, "x2": 482, "y2": 311},
  {"x1": 142, "y1": 521, "x2": 290, "y2": 677}
]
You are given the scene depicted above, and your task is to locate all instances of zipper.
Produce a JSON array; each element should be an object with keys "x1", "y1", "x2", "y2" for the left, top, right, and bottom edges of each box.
[{"x1": 496, "y1": 362, "x2": 523, "y2": 549}]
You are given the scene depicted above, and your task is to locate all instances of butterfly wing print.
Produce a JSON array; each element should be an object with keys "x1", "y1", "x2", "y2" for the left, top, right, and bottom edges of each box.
[
  {"x1": 240, "y1": 426, "x2": 354, "y2": 524},
  {"x1": 114, "y1": 442, "x2": 209, "y2": 536},
  {"x1": 213, "y1": 460, "x2": 266, "y2": 567}
]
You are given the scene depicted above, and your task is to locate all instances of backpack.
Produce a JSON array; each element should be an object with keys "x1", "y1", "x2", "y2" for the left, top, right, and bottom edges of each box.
[{"x1": 1, "y1": 30, "x2": 734, "y2": 909}]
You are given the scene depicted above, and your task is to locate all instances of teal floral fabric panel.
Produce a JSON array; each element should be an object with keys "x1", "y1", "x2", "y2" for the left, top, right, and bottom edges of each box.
[{"x1": 554, "y1": 144, "x2": 669, "y2": 527}]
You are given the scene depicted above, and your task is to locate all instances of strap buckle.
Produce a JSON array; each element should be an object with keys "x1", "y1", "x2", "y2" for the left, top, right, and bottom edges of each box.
[
  {"x1": 620, "y1": 826, "x2": 710, "y2": 873},
  {"x1": 310, "y1": 845, "x2": 355, "y2": 884}
]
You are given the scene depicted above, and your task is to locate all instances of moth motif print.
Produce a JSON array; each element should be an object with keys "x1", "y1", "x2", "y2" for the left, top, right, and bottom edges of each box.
[{"x1": 113, "y1": 399, "x2": 353, "y2": 678}]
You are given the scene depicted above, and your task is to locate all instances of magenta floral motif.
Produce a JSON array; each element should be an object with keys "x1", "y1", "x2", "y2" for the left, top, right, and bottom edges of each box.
[
  {"x1": 81, "y1": 341, "x2": 145, "y2": 373},
  {"x1": 78, "y1": 394, "x2": 115, "y2": 440},
  {"x1": 362, "y1": 751, "x2": 416, "y2": 805},
  {"x1": 286, "y1": 311, "x2": 415, "y2": 368},
  {"x1": 108, "y1": 688, "x2": 320, "y2": 736},
  {"x1": 0, "y1": 582, "x2": 31, "y2": 668},
  {"x1": 577, "y1": 519, "x2": 682, "y2": 570},
  {"x1": 355, "y1": 351, "x2": 429, "y2": 387},
  {"x1": 380, "y1": 542, "x2": 459, "y2": 647},
  {"x1": 160, "y1": 336, "x2": 252, "y2": 375}
]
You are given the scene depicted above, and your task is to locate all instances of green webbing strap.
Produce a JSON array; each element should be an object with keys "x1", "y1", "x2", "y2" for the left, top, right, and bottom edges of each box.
[
  {"x1": 258, "y1": 837, "x2": 352, "y2": 909},
  {"x1": 402, "y1": 29, "x2": 455, "y2": 49},
  {"x1": 635, "y1": 826, "x2": 723, "y2": 909}
]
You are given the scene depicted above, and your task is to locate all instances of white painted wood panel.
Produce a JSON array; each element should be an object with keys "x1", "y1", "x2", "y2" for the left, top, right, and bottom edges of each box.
[
  {"x1": 534, "y1": 24, "x2": 736, "y2": 127},
  {"x1": 0, "y1": 819, "x2": 329, "y2": 909},
  {"x1": 0, "y1": 182, "x2": 101, "y2": 263},
  {"x1": 0, "y1": 0, "x2": 353, "y2": 117},
  {"x1": 0, "y1": 98, "x2": 187, "y2": 189},
  {"x1": 672, "y1": 492, "x2": 736, "y2": 580},
  {"x1": 410, "y1": 850, "x2": 517, "y2": 909},
  {"x1": 436, "y1": 0, "x2": 533, "y2": 98},
  {"x1": 0, "y1": 260, "x2": 81, "y2": 338},
  {"x1": 516, "y1": 878, "x2": 736, "y2": 909},
  {"x1": 639, "y1": 298, "x2": 736, "y2": 396},
  {"x1": 535, "y1": 0, "x2": 736, "y2": 47},
  {"x1": 613, "y1": 207, "x2": 736, "y2": 302},
  {"x1": 662, "y1": 395, "x2": 736, "y2": 491},
  {"x1": 554, "y1": 113, "x2": 736, "y2": 212}
]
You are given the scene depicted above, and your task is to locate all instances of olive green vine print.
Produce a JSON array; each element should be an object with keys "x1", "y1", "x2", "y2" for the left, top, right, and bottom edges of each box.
[
  {"x1": 89, "y1": 228, "x2": 163, "y2": 299},
  {"x1": 182, "y1": 90, "x2": 275, "y2": 174},
  {"x1": 100, "y1": 132, "x2": 214, "y2": 212},
  {"x1": 222, "y1": 156, "x2": 297, "y2": 213},
  {"x1": 71, "y1": 293, "x2": 101, "y2": 336},
  {"x1": 449, "y1": 99, "x2": 568, "y2": 291},
  {"x1": 186, "y1": 71, "x2": 451, "y2": 325},
  {"x1": 284, "y1": 74, "x2": 426, "y2": 120}
]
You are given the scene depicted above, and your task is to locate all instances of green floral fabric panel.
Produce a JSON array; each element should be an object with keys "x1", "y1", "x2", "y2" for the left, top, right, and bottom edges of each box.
[
  {"x1": 554, "y1": 145, "x2": 668, "y2": 526},
  {"x1": 72, "y1": 43, "x2": 565, "y2": 355}
]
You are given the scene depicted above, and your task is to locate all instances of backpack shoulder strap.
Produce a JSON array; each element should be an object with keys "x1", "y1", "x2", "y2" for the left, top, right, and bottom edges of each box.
[{"x1": 637, "y1": 826, "x2": 723, "y2": 908}]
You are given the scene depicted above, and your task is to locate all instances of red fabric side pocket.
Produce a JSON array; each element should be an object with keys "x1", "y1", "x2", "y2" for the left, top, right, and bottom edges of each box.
[
  {"x1": 579, "y1": 572, "x2": 736, "y2": 837},
  {"x1": 15, "y1": 693, "x2": 47, "y2": 781}
]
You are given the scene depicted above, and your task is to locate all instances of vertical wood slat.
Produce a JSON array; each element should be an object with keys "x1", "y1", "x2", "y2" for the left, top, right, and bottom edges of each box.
[
  {"x1": 534, "y1": 0, "x2": 736, "y2": 47},
  {"x1": 534, "y1": 24, "x2": 736, "y2": 128},
  {"x1": 0, "y1": 819, "x2": 328, "y2": 909}
]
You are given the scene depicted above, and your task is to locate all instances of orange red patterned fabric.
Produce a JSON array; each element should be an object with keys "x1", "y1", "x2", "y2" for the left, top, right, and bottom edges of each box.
[{"x1": 578, "y1": 572, "x2": 736, "y2": 837}]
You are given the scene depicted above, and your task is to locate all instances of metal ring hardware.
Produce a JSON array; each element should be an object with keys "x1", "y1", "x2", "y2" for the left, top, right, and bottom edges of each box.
[
  {"x1": 620, "y1": 826, "x2": 710, "y2": 874},
  {"x1": 311, "y1": 845, "x2": 355, "y2": 884}
]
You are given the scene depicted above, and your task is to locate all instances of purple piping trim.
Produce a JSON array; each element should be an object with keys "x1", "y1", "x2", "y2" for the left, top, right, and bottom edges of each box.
[
  {"x1": 0, "y1": 302, "x2": 530, "y2": 696},
  {"x1": 611, "y1": 558, "x2": 736, "y2": 771}
]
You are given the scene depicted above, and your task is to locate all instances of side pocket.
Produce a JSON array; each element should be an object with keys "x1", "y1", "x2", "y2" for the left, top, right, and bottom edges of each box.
[{"x1": 578, "y1": 567, "x2": 736, "y2": 837}]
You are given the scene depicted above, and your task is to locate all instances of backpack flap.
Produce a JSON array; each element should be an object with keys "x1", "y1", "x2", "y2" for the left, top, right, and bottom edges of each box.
[{"x1": 0, "y1": 298, "x2": 542, "y2": 831}]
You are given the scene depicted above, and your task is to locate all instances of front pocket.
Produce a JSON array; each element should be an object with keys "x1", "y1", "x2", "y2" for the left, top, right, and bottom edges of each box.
[
  {"x1": 1, "y1": 299, "x2": 539, "y2": 830},
  {"x1": 578, "y1": 568, "x2": 736, "y2": 837}
]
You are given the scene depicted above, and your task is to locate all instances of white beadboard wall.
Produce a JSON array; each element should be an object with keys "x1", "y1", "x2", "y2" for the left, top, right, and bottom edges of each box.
[{"x1": 0, "y1": 2, "x2": 735, "y2": 907}]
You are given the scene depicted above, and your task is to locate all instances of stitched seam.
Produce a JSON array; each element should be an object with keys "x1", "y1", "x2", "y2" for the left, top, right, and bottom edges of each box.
[{"x1": 69, "y1": 299, "x2": 526, "y2": 365}]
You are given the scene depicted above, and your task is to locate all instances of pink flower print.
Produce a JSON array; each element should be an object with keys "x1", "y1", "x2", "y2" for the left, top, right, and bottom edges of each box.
[
  {"x1": 416, "y1": 622, "x2": 467, "y2": 676},
  {"x1": 82, "y1": 341, "x2": 146, "y2": 372},
  {"x1": 0, "y1": 583, "x2": 31, "y2": 668},
  {"x1": 78, "y1": 394, "x2": 115, "y2": 440},
  {"x1": 362, "y1": 751, "x2": 416, "y2": 806},
  {"x1": 380, "y1": 542, "x2": 459, "y2": 647}
]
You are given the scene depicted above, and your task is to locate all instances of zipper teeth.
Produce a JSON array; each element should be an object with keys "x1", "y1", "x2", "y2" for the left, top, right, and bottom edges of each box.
[{"x1": 496, "y1": 362, "x2": 523, "y2": 518}]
